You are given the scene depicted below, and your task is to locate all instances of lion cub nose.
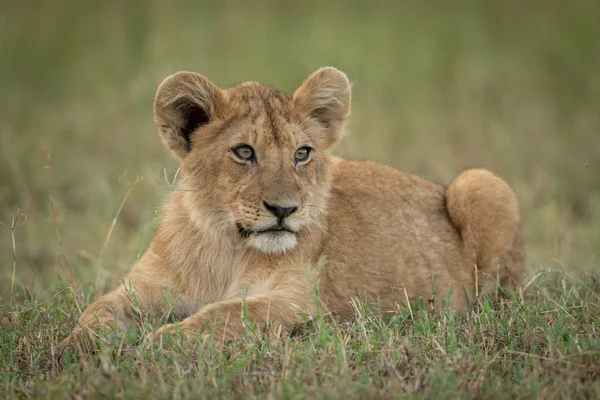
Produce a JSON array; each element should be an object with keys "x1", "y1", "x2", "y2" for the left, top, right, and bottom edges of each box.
[{"x1": 263, "y1": 201, "x2": 298, "y2": 219}]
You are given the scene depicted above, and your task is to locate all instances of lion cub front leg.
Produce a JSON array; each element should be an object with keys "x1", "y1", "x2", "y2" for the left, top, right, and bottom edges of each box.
[
  {"x1": 60, "y1": 287, "x2": 135, "y2": 346},
  {"x1": 146, "y1": 270, "x2": 316, "y2": 344},
  {"x1": 61, "y1": 260, "x2": 178, "y2": 346}
]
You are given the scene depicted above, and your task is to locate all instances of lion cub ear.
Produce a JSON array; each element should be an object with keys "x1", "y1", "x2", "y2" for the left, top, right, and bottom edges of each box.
[
  {"x1": 292, "y1": 67, "x2": 351, "y2": 147},
  {"x1": 154, "y1": 71, "x2": 225, "y2": 159}
]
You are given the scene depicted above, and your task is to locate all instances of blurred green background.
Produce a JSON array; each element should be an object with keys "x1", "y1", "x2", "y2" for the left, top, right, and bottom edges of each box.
[{"x1": 1, "y1": 0, "x2": 599, "y2": 299}]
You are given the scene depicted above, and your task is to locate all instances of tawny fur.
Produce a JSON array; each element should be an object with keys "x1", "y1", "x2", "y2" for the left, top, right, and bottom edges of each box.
[{"x1": 61, "y1": 67, "x2": 524, "y2": 345}]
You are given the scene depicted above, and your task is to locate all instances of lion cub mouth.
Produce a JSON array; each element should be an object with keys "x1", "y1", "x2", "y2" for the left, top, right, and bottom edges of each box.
[
  {"x1": 237, "y1": 224, "x2": 295, "y2": 237},
  {"x1": 237, "y1": 223, "x2": 299, "y2": 253},
  {"x1": 257, "y1": 226, "x2": 294, "y2": 234}
]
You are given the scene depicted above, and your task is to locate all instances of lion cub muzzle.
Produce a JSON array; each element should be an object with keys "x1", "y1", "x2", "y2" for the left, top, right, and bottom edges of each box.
[{"x1": 237, "y1": 200, "x2": 300, "y2": 254}]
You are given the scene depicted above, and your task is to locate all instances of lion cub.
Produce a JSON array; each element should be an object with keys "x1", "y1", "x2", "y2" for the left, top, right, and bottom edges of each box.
[{"x1": 62, "y1": 67, "x2": 524, "y2": 345}]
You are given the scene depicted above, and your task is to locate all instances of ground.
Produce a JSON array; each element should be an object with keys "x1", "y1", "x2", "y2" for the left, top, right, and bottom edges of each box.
[
  {"x1": 1, "y1": 1, "x2": 599, "y2": 398},
  {"x1": 2, "y1": 272, "x2": 599, "y2": 398}
]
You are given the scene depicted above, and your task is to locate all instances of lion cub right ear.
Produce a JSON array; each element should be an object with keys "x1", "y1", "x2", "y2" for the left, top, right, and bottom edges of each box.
[
  {"x1": 154, "y1": 72, "x2": 225, "y2": 160},
  {"x1": 293, "y1": 67, "x2": 351, "y2": 148}
]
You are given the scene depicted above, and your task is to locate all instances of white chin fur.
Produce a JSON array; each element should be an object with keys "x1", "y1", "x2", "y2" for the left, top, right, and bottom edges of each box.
[{"x1": 252, "y1": 231, "x2": 298, "y2": 254}]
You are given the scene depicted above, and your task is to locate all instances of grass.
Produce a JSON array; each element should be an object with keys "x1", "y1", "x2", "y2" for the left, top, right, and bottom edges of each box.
[
  {"x1": 1, "y1": 0, "x2": 599, "y2": 398},
  {"x1": 1, "y1": 272, "x2": 599, "y2": 398}
]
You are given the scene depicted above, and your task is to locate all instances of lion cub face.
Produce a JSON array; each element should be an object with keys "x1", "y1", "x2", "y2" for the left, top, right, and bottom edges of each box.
[{"x1": 153, "y1": 68, "x2": 351, "y2": 253}]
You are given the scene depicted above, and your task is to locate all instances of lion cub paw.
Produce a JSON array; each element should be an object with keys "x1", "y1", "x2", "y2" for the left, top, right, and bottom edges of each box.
[{"x1": 59, "y1": 324, "x2": 109, "y2": 350}]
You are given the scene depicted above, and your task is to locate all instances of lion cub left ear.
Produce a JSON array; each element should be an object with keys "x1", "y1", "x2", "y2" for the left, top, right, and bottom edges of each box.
[
  {"x1": 154, "y1": 71, "x2": 225, "y2": 160},
  {"x1": 293, "y1": 67, "x2": 351, "y2": 148}
]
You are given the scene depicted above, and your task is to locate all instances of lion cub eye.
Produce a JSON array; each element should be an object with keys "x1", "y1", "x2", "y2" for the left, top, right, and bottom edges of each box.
[
  {"x1": 294, "y1": 147, "x2": 312, "y2": 164},
  {"x1": 232, "y1": 145, "x2": 255, "y2": 162}
]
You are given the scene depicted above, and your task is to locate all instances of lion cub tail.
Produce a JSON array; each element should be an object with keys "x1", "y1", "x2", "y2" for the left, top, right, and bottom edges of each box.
[{"x1": 445, "y1": 169, "x2": 525, "y2": 291}]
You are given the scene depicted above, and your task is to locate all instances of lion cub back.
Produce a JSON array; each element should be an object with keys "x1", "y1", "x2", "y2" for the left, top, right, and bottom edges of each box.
[
  {"x1": 320, "y1": 160, "x2": 473, "y2": 315},
  {"x1": 318, "y1": 161, "x2": 524, "y2": 315}
]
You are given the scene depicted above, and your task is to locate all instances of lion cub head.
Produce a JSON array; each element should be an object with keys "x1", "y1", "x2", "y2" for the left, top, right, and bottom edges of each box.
[{"x1": 153, "y1": 67, "x2": 351, "y2": 254}]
